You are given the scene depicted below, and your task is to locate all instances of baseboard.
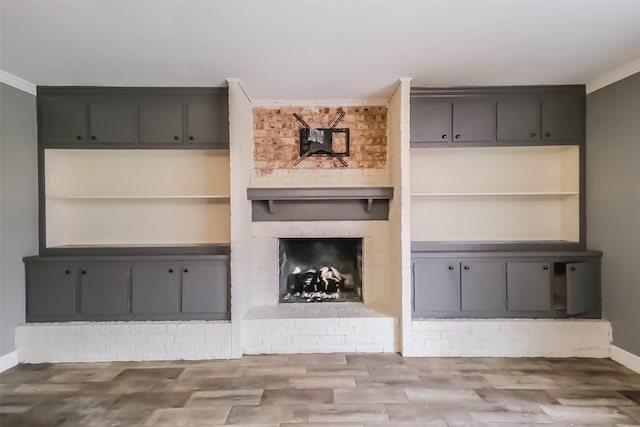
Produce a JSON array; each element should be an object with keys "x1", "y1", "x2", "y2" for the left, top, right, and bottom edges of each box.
[
  {"x1": 611, "y1": 344, "x2": 640, "y2": 374},
  {"x1": 0, "y1": 351, "x2": 19, "y2": 372}
]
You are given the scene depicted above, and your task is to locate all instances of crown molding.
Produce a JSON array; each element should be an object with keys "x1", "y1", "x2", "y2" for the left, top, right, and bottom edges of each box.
[
  {"x1": 0, "y1": 70, "x2": 37, "y2": 96},
  {"x1": 587, "y1": 57, "x2": 640, "y2": 94}
]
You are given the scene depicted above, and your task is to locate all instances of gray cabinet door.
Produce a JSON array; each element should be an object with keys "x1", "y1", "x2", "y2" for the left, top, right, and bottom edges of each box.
[
  {"x1": 40, "y1": 99, "x2": 87, "y2": 144},
  {"x1": 461, "y1": 261, "x2": 506, "y2": 311},
  {"x1": 79, "y1": 264, "x2": 131, "y2": 316},
  {"x1": 496, "y1": 100, "x2": 540, "y2": 142},
  {"x1": 139, "y1": 103, "x2": 184, "y2": 144},
  {"x1": 89, "y1": 103, "x2": 138, "y2": 144},
  {"x1": 26, "y1": 264, "x2": 77, "y2": 318},
  {"x1": 541, "y1": 97, "x2": 584, "y2": 141},
  {"x1": 507, "y1": 262, "x2": 552, "y2": 311},
  {"x1": 410, "y1": 100, "x2": 451, "y2": 143},
  {"x1": 452, "y1": 101, "x2": 495, "y2": 142},
  {"x1": 131, "y1": 263, "x2": 181, "y2": 314},
  {"x1": 413, "y1": 260, "x2": 460, "y2": 312},
  {"x1": 181, "y1": 261, "x2": 229, "y2": 315},
  {"x1": 567, "y1": 261, "x2": 599, "y2": 315},
  {"x1": 186, "y1": 97, "x2": 229, "y2": 145}
]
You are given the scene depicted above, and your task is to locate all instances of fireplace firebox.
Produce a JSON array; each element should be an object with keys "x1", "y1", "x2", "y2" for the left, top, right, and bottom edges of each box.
[{"x1": 279, "y1": 238, "x2": 363, "y2": 303}]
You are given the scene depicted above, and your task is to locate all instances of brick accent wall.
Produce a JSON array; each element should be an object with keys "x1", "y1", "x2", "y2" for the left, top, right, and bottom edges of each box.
[{"x1": 253, "y1": 106, "x2": 387, "y2": 175}]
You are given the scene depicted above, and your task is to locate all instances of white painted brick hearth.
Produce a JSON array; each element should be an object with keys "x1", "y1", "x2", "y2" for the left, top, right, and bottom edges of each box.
[
  {"x1": 16, "y1": 321, "x2": 232, "y2": 363},
  {"x1": 243, "y1": 303, "x2": 399, "y2": 354},
  {"x1": 404, "y1": 319, "x2": 611, "y2": 358}
]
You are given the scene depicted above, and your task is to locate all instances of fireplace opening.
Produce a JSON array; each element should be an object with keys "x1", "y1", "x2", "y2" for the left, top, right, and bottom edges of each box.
[{"x1": 279, "y1": 238, "x2": 363, "y2": 303}]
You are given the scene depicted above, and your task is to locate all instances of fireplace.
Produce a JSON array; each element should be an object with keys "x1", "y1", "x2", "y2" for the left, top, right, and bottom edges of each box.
[{"x1": 279, "y1": 238, "x2": 363, "y2": 303}]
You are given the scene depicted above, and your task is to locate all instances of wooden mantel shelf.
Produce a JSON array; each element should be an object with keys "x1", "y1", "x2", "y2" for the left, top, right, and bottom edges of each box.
[{"x1": 247, "y1": 187, "x2": 394, "y2": 221}]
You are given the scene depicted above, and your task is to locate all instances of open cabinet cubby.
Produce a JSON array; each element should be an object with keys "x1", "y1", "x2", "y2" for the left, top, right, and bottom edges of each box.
[
  {"x1": 410, "y1": 146, "x2": 580, "y2": 244},
  {"x1": 44, "y1": 149, "x2": 231, "y2": 249}
]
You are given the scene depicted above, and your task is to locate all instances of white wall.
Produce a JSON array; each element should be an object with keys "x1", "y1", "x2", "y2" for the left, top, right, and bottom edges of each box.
[{"x1": 228, "y1": 79, "x2": 255, "y2": 358}]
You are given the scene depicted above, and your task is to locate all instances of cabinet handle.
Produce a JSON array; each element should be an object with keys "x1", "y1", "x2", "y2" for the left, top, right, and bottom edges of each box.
[
  {"x1": 463, "y1": 265, "x2": 470, "y2": 270},
  {"x1": 91, "y1": 136, "x2": 97, "y2": 140},
  {"x1": 64, "y1": 269, "x2": 71, "y2": 275},
  {"x1": 570, "y1": 266, "x2": 576, "y2": 271},
  {"x1": 76, "y1": 135, "x2": 83, "y2": 141},
  {"x1": 455, "y1": 134, "x2": 461, "y2": 140},
  {"x1": 189, "y1": 136, "x2": 195, "y2": 141},
  {"x1": 543, "y1": 265, "x2": 549, "y2": 270},
  {"x1": 81, "y1": 270, "x2": 87, "y2": 275},
  {"x1": 183, "y1": 268, "x2": 189, "y2": 273},
  {"x1": 441, "y1": 134, "x2": 447, "y2": 140},
  {"x1": 173, "y1": 136, "x2": 179, "y2": 141},
  {"x1": 530, "y1": 132, "x2": 536, "y2": 138},
  {"x1": 448, "y1": 265, "x2": 455, "y2": 271},
  {"x1": 168, "y1": 268, "x2": 174, "y2": 273},
  {"x1": 544, "y1": 132, "x2": 551, "y2": 138}
]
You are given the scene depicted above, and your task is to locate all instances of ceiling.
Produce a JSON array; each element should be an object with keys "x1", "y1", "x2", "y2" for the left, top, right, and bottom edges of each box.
[{"x1": 1, "y1": 0, "x2": 640, "y2": 100}]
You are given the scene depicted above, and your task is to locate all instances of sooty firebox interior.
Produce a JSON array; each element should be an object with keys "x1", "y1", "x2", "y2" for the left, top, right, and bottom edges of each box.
[{"x1": 279, "y1": 238, "x2": 363, "y2": 303}]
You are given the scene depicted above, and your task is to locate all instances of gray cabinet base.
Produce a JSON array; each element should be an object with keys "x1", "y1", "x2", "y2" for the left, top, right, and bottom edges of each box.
[
  {"x1": 412, "y1": 249, "x2": 601, "y2": 319},
  {"x1": 24, "y1": 255, "x2": 230, "y2": 322}
]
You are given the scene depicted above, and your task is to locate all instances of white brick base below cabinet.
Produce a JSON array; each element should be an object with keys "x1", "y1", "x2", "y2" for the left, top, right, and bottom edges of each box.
[
  {"x1": 404, "y1": 319, "x2": 612, "y2": 358},
  {"x1": 243, "y1": 317, "x2": 400, "y2": 354},
  {"x1": 16, "y1": 321, "x2": 233, "y2": 363}
]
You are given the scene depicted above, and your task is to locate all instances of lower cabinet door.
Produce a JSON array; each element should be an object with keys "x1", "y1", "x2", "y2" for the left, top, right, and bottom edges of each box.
[
  {"x1": 80, "y1": 264, "x2": 131, "y2": 316},
  {"x1": 181, "y1": 261, "x2": 229, "y2": 316},
  {"x1": 507, "y1": 262, "x2": 552, "y2": 312},
  {"x1": 567, "y1": 261, "x2": 600, "y2": 315},
  {"x1": 461, "y1": 261, "x2": 506, "y2": 312},
  {"x1": 131, "y1": 263, "x2": 181, "y2": 315},
  {"x1": 26, "y1": 264, "x2": 77, "y2": 319},
  {"x1": 413, "y1": 260, "x2": 460, "y2": 313}
]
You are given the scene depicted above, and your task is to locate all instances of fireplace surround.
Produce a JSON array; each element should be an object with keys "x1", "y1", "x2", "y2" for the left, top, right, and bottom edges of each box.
[{"x1": 279, "y1": 237, "x2": 363, "y2": 303}]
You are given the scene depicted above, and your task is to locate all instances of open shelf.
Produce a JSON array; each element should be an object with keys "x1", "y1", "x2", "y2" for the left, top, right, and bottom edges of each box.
[
  {"x1": 46, "y1": 195, "x2": 230, "y2": 200},
  {"x1": 44, "y1": 149, "x2": 231, "y2": 249},
  {"x1": 410, "y1": 146, "x2": 580, "y2": 244},
  {"x1": 411, "y1": 192, "x2": 578, "y2": 197}
]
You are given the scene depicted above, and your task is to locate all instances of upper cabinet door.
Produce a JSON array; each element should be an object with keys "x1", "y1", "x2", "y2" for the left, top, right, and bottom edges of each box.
[
  {"x1": 89, "y1": 103, "x2": 138, "y2": 144},
  {"x1": 40, "y1": 98, "x2": 87, "y2": 145},
  {"x1": 541, "y1": 97, "x2": 584, "y2": 141},
  {"x1": 139, "y1": 104, "x2": 184, "y2": 144},
  {"x1": 186, "y1": 94, "x2": 229, "y2": 145},
  {"x1": 452, "y1": 101, "x2": 495, "y2": 142},
  {"x1": 496, "y1": 100, "x2": 540, "y2": 142},
  {"x1": 410, "y1": 99, "x2": 452, "y2": 143}
]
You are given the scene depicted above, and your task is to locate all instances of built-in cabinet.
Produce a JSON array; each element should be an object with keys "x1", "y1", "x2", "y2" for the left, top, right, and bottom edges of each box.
[
  {"x1": 25, "y1": 256, "x2": 230, "y2": 322},
  {"x1": 26, "y1": 87, "x2": 232, "y2": 323},
  {"x1": 411, "y1": 86, "x2": 585, "y2": 146},
  {"x1": 410, "y1": 85, "x2": 599, "y2": 319},
  {"x1": 412, "y1": 251, "x2": 601, "y2": 318},
  {"x1": 38, "y1": 87, "x2": 229, "y2": 148}
]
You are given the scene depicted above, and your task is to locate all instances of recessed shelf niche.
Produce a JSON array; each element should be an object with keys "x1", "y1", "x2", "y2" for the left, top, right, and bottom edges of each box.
[
  {"x1": 410, "y1": 146, "x2": 579, "y2": 243},
  {"x1": 45, "y1": 149, "x2": 230, "y2": 248}
]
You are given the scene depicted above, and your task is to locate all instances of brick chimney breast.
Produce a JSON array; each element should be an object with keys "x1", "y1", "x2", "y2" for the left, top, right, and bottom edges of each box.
[{"x1": 253, "y1": 106, "x2": 388, "y2": 175}]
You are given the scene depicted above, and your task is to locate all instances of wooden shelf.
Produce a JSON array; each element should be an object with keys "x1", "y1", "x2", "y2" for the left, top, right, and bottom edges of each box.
[
  {"x1": 46, "y1": 195, "x2": 230, "y2": 200},
  {"x1": 411, "y1": 192, "x2": 578, "y2": 197}
]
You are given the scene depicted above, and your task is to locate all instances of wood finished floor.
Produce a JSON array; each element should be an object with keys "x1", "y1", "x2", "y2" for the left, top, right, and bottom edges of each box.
[{"x1": 1, "y1": 354, "x2": 640, "y2": 426}]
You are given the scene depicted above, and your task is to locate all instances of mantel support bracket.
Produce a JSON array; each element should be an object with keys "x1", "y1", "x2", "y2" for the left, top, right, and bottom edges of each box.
[
  {"x1": 267, "y1": 200, "x2": 276, "y2": 215},
  {"x1": 366, "y1": 198, "x2": 374, "y2": 213}
]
